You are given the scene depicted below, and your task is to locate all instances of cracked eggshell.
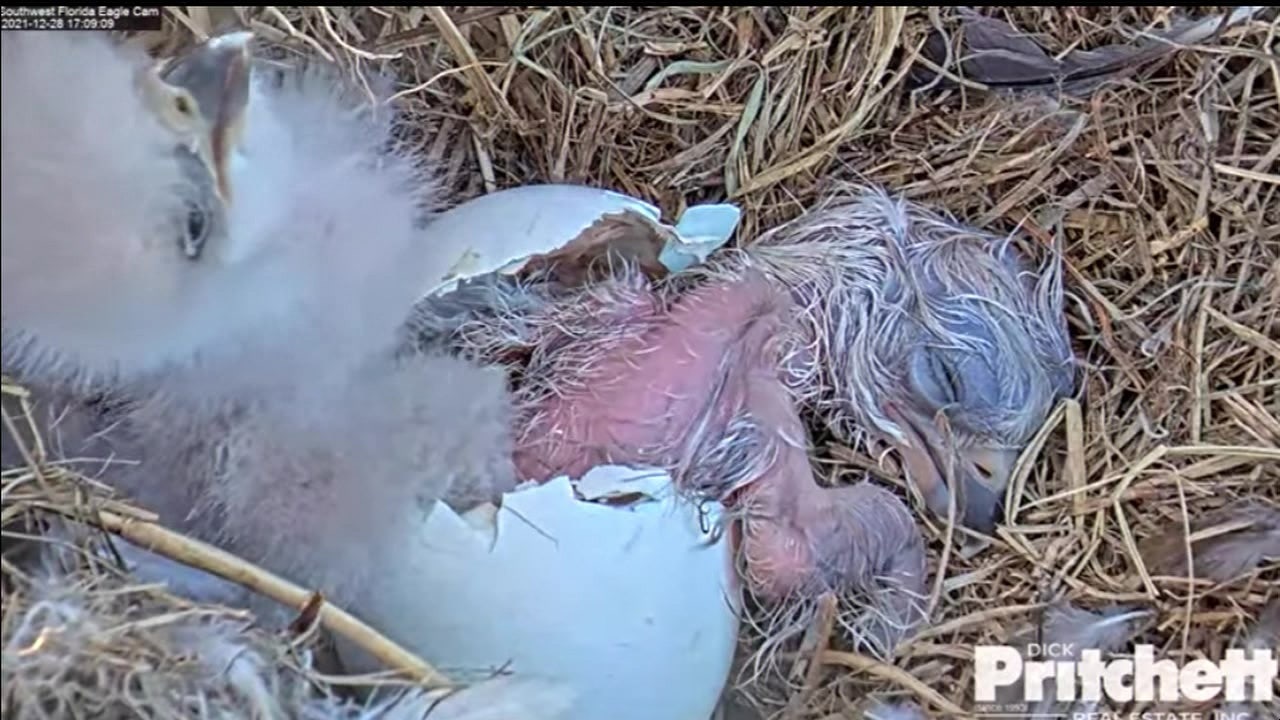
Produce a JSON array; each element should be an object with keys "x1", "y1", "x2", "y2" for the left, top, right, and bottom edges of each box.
[
  {"x1": 336, "y1": 465, "x2": 741, "y2": 720},
  {"x1": 421, "y1": 184, "x2": 741, "y2": 297}
]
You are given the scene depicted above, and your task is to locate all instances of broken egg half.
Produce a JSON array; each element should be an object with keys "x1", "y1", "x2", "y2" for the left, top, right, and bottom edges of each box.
[
  {"x1": 338, "y1": 465, "x2": 741, "y2": 720},
  {"x1": 420, "y1": 183, "x2": 742, "y2": 296}
]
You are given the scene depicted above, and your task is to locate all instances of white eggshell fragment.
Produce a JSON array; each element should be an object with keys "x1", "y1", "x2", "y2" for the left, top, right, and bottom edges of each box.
[
  {"x1": 422, "y1": 184, "x2": 741, "y2": 297},
  {"x1": 338, "y1": 465, "x2": 741, "y2": 720}
]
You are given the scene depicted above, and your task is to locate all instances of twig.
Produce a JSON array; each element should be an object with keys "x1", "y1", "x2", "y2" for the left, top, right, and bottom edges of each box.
[
  {"x1": 42, "y1": 505, "x2": 452, "y2": 688},
  {"x1": 821, "y1": 649, "x2": 971, "y2": 718},
  {"x1": 898, "y1": 603, "x2": 1046, "y2": 651},
  {"x1": 782, "y1": 592, "x2": 838, "y2": 719},
  {"x1": 425, "y1": 6, "x2": 515, "y2": 120},
  {"x1": 260, "y1": 6, "x2": 336, "y2": 63}
]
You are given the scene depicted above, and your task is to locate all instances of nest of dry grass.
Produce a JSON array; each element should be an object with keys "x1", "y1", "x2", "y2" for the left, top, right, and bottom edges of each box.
[{"x1": 4, "y1": 6, "x2": 1278, "y2": 719}]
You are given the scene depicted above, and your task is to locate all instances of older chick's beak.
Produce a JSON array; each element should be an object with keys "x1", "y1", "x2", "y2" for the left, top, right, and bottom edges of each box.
[{"x1": 151, "y1": 31, "x2": 253, "y2": 209}]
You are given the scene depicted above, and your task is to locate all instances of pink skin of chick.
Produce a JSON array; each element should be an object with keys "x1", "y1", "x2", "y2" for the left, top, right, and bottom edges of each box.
[{"x1": 508, "y1": 267, "x2": 927, "y2": 622}]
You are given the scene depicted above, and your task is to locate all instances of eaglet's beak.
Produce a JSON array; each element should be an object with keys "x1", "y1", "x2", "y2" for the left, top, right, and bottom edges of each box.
[
  {"x1": 888, "y1": 405, "x2": 1020, "y2": 534},
  {"x1": 138, "y1": 31, "x2": 253, "y2": 211}
]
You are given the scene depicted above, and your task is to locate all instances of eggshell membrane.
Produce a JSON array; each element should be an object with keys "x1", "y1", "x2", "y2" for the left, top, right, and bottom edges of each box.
[
  {"x1": 336, "y1": 465, "x2": 741, "y2": 720},
  {"x1": 421, "y1": 185, "x2": 666, "y2": 296}
]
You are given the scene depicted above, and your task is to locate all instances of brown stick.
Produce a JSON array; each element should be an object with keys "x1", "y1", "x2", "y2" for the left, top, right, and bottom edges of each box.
[
  {"x1": 782, "y1": 592, "x2": 839, "y2": 719},
  {"x1": 821, "y1": 649, "x2": 970, "y2": 718},
  {"x1": 49, "y1": 505, "x2": 452, "y2": 688}
]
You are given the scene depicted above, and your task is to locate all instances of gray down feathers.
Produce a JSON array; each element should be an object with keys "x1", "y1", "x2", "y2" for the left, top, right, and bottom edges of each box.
[{"x1": 1, "y1": 30, "x2": 516, "y2": 616}]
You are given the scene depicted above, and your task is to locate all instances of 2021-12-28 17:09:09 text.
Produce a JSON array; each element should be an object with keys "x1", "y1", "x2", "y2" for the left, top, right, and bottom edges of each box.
[{"x1": 0, "y1": 6, "x2": 162, "y2": 32}]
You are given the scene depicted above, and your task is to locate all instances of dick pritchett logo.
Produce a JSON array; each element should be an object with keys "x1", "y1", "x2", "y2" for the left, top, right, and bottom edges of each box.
[{"x1": 973, "y1": 642, "x2": 1277, "y2": 717}]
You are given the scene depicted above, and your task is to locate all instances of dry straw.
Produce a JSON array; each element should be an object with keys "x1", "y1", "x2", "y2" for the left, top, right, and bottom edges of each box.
[{"x1": 4, "y1": 6, "x2": 1278, "y2": 719}]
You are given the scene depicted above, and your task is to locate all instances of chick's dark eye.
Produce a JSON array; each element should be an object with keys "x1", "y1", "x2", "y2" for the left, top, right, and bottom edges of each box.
[
  {"x1": 173, "y1": 92, "x2": 195, "y2": 118},
  {"x1": 181, "y1": 201, "x2": 210, "y2": 260},
  {"x1": 187, "y1": 204, "x2": 207, "y2": 239}
]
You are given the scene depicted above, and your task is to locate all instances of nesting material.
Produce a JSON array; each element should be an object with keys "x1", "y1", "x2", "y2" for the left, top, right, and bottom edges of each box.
[
  {"x1": 0, "y1": 543, "x2": 570, "y2": 720},
  {"x1": 2, "y1": 570, "x2": 344, "y2": 719}
]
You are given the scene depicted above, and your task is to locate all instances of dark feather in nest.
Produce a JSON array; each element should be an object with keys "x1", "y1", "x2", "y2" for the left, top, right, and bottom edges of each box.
[
  {"x1": 909, "y1": 6, "x2": 1269, "y2": 94},
  {"x1": 992, "y1": 600, "x2": 1148, "y2": 716},
  {"x1": 1030, "y1": 601, "x2": 1148, "y2": 661},
  {"x1": 1018, "y1": 597, "x2": 1152, "y2": 661},
  {"x1": 1139, "y1": 500, "x2": 1280, "y2": 583}
]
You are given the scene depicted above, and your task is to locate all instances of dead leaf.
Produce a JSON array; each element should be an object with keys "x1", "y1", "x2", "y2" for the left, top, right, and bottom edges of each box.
[{"x1": 1139, "y1": 500, "x2": 1280, "y2": 583}]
